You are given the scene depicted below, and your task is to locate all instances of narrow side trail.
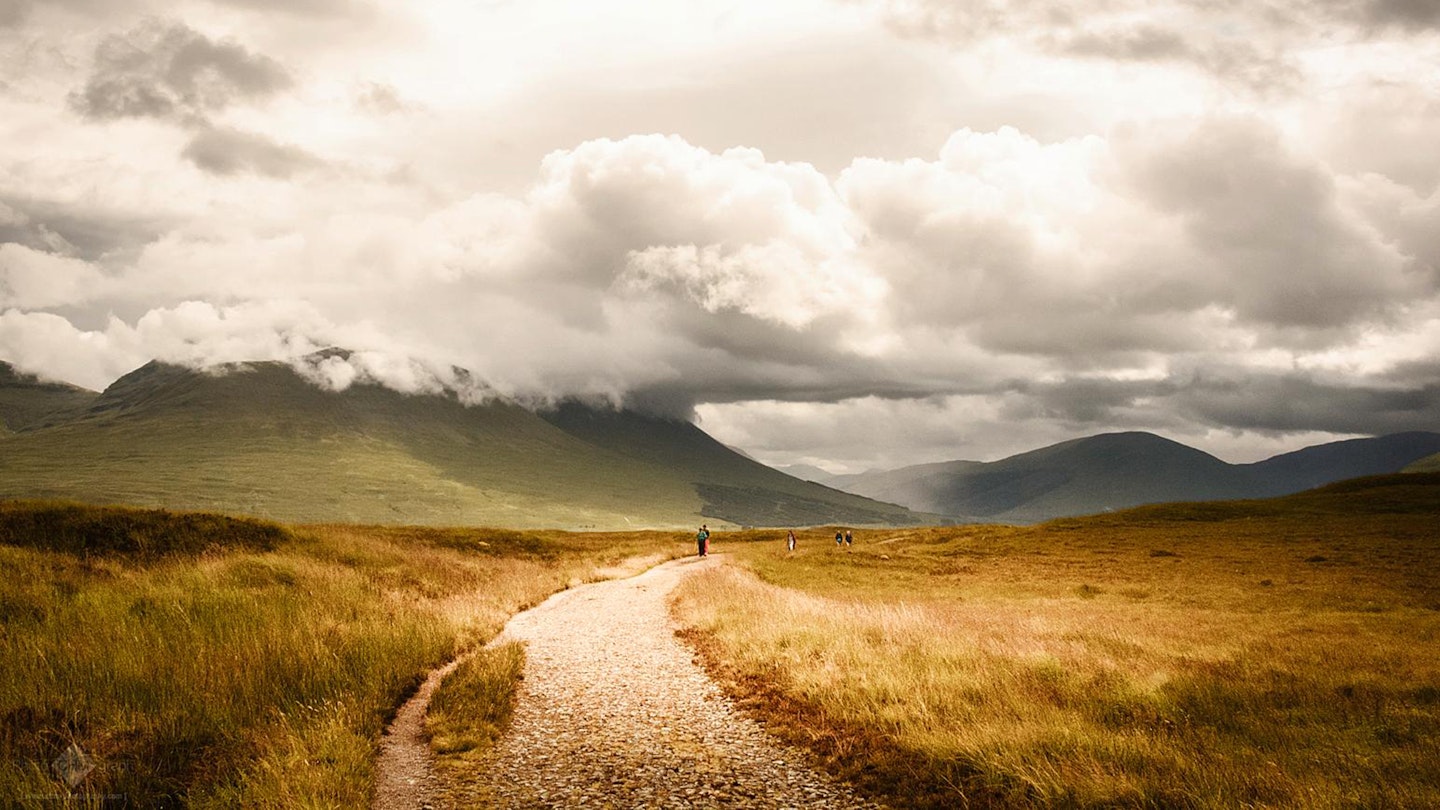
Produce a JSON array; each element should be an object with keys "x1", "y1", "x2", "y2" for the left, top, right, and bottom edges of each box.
[{"x1": 457, "y1": 554, "x2": 879, "y2": 808}]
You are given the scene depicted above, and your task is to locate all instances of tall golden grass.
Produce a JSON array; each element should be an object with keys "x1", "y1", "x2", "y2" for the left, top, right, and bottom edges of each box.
[
  {"x1": 0, "y1": 501, "x2": 687, "y2": 808},
  {"x1": 672, "y1": 476, "x2": 1440, "y2": 808}
]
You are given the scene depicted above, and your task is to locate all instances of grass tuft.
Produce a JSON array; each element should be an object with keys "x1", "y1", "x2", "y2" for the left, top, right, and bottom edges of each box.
[{"x1": 428, "y1": 643, "x2": 526, "y2": 756}]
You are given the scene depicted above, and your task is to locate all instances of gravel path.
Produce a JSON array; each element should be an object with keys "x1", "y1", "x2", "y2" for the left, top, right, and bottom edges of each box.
[
  {"x1": 373, "y1": 648, "x2": 456, "y2": 809},
  {"x1": 463, "y1": 554, "x2": 880, "y2": 809}
]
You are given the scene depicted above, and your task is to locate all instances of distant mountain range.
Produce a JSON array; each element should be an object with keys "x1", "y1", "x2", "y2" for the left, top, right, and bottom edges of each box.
[
  {"x1": 820, "y1": 430, "x2": 1440, "y2": 524},
  {"x1": 0, "y1": 359, "x2": 920, "y2": 530},
  {"x1": 5, "y1": 358, "x2": 1436, "y2": 528}
]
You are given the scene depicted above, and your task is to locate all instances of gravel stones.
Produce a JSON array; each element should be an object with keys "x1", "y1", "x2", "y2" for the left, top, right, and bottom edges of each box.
[{"x1": 471, "y1": 555, "x2": 880, "y2": 809}]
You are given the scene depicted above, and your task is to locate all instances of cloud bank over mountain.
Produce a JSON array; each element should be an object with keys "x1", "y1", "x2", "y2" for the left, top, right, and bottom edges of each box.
[{"x1": 2, "y1": 0, "x2": 1437, "y2": 468}]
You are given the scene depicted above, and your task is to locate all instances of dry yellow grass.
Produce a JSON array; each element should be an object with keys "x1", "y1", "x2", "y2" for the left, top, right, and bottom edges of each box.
[
  {"x1": 0, "y1": 503, "x2": 689, "y2": 808},
  {"x1": 672, "y1": 476, "x2": 1440, "y2": 808}
]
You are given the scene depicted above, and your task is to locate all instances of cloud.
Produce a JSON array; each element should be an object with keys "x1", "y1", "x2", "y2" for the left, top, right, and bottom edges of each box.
[
  {"x1": 5, "y1": 0, "x2": 1439, "y2": 469},
  {"x1": 181, "y1": 126, "x2": 325, "y2": 178},
  {"x1": 209, "y1": 0, "x2": 366, "y2": 17},
  {"x1": 68, "y1": 19, "x2": 291, "y2": 123},
  {"x1": 0, "y1": 195, "x2": 166, "y2": 262},
  {"x1": 1120, "y1": 118, "x2": 1417, "y2": 332},
  {"x1": 1361, "y1": 0, "x2": 1440, "y2": 31},
  {"x1": 0, "y1": 299, "x2": 346, "y2": 390},
  {"x1": 0, "y1": 244, "x2": 111, "y2": 309},
  {"x1": 0, "y1": 309, "x2": 143, "y2": 390},
  {"x1": 353, "y1": 81, "x2": 412, "y2": 115},
  {"x1": 0, "y1": 201, "x2": 76, "y2": 256},
  {"x1": 4, "y1": 122, "x2": 1435, "y2": 430},
  {"x1": 0, "y1": 0, "x2": 28, "y2": 28},
  {"x1": 861, "y1": 0, "x2": 1435, "y2": 94}
]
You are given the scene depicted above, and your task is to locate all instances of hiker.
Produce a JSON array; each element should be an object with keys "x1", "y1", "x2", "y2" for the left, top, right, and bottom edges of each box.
[
  {"x1": 844, "y1": 529, "x2": 853, "y2": 550},
  {"x1": 786, "y1": 529, "x2": 796, "y2": 552},
  {"x1": 835, "y1": 530, "x2": 843, "y2": 548},
  {"x1": 697, "y1": 524, "x2": 710, "y2": 557}
]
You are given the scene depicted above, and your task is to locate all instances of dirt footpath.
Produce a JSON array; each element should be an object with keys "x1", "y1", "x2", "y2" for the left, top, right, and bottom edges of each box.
[{"x1": 463, "y1": 554, "x2": 878, "y2": 808}]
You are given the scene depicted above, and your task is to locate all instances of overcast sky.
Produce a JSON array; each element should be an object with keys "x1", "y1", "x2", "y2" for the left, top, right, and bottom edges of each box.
[{"x1": 2, "y1": 0, "x2": 1438, "y2": 471}]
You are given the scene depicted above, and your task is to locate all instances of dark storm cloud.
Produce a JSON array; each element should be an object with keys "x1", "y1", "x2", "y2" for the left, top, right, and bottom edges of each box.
[
  {"x1": 1001, "y1": 369, "x2": 1440, "y2": 438},
  {"x1": 1003, "y1": 377, "x2": 1177, "y2": 426},
  {"x1": 0, "y1": 0, "x2": 28, "y2": 28},
  {"x1": 1177, "y1": 371, "x2": 1440, "y2": 435},
  {"x1": 69, "y1": 19, "x2": 291, "y2": 123},
  {"x1": 1359, "y1": 0, "x2": 1440, "y2": 30},
  {"x1": 181, "y1": 126, "x2": 325, "y2": 178},
  {"x1": 1123, "y1": 118, "x2": 1414, "y2": 332},
  {"x1": 1057, "y1": 23, "x2": 1300, "y2": 94},
  {"x1": 0, "y1": 196, "x2": 163, "y2": 262},
  {"x1": 1062, "y1": 25, "x2": 1192, "y2": 61}
]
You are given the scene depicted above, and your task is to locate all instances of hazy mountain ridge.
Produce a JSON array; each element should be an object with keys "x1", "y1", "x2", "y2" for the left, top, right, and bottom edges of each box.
[
  {"x1": 830, "y1": 430, "x2": 1440, "y2": 523},
  {"x1": 0, "y1": 359, "x2": 919, "y2": 529}
]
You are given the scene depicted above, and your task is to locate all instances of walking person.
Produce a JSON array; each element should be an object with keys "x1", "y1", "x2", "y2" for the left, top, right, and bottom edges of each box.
[
  {"x1": 835, "y1": 530, "x2": 843, "y2": 548},
  {"x1": 786, "y1": 529, "x2": 796, "y2": 552},
  {"x1": 844, "y1": 529, "x2": 853, "y2": 550},
  {"x1": 697, "y1": 524, "x2": 710, "y2": 557}
]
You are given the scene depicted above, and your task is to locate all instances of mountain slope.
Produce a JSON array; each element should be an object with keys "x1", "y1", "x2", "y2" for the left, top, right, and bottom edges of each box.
[
  {"x1": 1245, "y1": 432, "x2": 1440, "y2": 495},
  {"x1": 0, "y1": 360, "x2": 920, "y2": 529},
  {"x1": 540, "y1": 403, "x2": 919, "y2": 527},
  {"x1": 939, "y1": 433, "x2": 1249, "y2": 522},
  {"x1": 828, "y1": 459, "x2": 984, "y2": 513},
  {"x1": 832, "y1": 431, "x2": 1440, "y2": 524},
  {"x1": 0, "y1": 362, "x2": 99, "y2": 432},
  {"x1": 1406, "y1": 452, "x2": 1440, "y2": 473},
  {"x1": 774, "y1": 463, "x2": 837, "y2": 485}
]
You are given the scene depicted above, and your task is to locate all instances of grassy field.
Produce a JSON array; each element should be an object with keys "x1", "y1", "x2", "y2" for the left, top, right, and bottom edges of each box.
[
  {"x1": 672, "y1": 474, "x2": 1440, "y2": 808},
  {"x1": 0, "y1": 501, "x2": 688, "y2": 808}
]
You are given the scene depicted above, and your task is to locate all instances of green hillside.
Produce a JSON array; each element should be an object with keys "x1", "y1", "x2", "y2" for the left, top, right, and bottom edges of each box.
[{"x1": 0, "y1": 360, "x2": 920, "y2": 529}]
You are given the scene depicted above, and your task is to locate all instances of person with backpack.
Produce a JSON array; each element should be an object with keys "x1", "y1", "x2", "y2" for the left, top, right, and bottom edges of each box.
[{"x1": 697, "y1": 524, "x2": 710, "y2": 557}]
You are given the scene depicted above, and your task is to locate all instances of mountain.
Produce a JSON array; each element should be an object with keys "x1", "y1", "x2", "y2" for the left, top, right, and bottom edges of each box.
[
  {"x1": 0, "y1": 359, "x2": 921, "y2": 529},
  {"x1": 539, "y1": 403, "x2": 918, "y2": 527},
  {"x1": 1406, "y1": 453, "x2": 1440, "y2": 473},
  {"x1": 0, "y1": 362, "x2": 99, "y2": 433},
  {"x1": 774, "y1": 463, "x2": 838, "y2": 485},
  {"x1": 827, "y1": 459, "x2": 982, "y2": 510},
  {"x1": 831, "y1": 430, "x2": 1440, "y2": 524},
  {"x1": 1244, "y1": 432, "x2": 1440, "y2": 495}
]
